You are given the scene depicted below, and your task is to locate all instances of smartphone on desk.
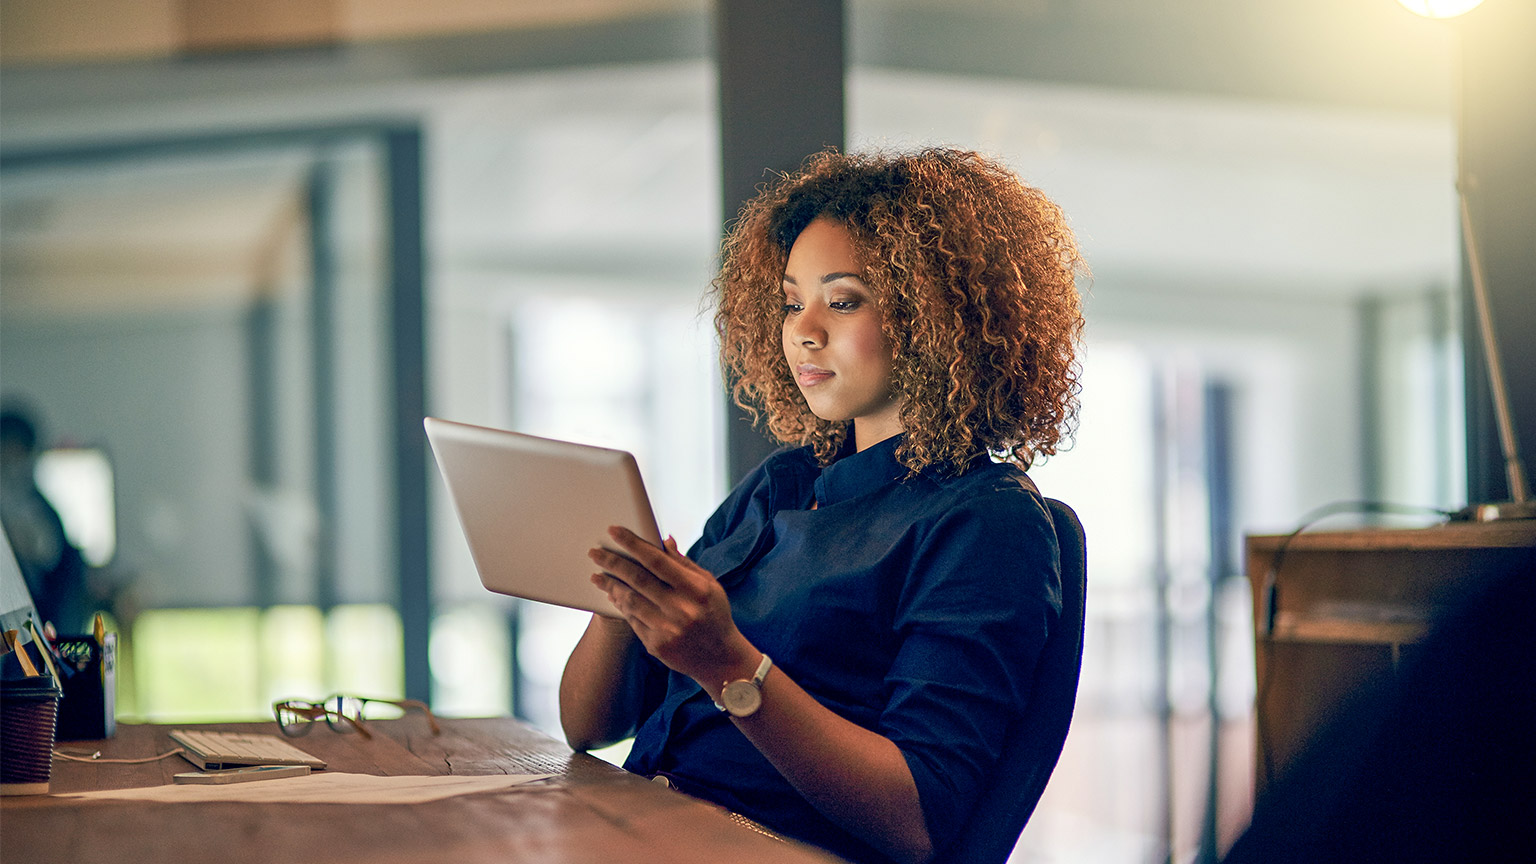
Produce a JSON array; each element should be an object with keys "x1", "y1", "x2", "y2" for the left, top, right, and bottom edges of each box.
[{"x1": 174, "y1": 764, "x2": 311, "y2": 785}]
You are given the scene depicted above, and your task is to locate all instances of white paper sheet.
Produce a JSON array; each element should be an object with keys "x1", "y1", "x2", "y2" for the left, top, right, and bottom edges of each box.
[{"x1": 56, "y1": 771, "x2": 557, "y2": 804}]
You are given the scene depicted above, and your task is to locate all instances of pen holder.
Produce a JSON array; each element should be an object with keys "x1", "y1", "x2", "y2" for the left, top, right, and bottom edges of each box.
[
  {"x1": 1, "y1": 675, "x2": 63, "y2": 795},
  {"x1": 55, "y1": 633, "x2": 116, "y2": 741}
]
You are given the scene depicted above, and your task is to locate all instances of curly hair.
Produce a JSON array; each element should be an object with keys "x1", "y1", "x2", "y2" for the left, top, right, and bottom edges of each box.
[{"x1": 713, "y1": 147, "x2": 1085, "y2": 475}]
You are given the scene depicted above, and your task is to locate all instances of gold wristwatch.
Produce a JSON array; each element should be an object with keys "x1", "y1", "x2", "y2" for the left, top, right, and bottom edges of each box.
[{"x1": 715, "y1": 653, "x2": 773, "y2": 718}]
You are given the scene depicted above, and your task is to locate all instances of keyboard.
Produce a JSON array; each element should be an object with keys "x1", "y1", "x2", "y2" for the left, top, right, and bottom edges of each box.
[{"x1": 170, "y1": 729, "x2": 327, "y2": 770}]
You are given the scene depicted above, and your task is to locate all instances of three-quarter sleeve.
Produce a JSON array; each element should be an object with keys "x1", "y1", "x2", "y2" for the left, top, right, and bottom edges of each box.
[{"x1": 880, "y1": 488, "x2": 1062, "y2": 851}]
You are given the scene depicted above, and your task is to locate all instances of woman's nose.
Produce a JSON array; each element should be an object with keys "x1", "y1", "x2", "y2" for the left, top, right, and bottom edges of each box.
[{"x1": 790, "y1": 309, "x2": 826, "y2": 347}]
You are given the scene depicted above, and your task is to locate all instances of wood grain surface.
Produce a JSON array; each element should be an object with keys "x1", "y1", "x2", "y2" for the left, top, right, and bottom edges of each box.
[{"x1": 2, "y1": 717, "x2": 847, "y2": 863}]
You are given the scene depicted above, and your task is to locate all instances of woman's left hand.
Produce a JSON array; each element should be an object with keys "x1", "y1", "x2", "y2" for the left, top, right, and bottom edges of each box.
[{"x1": 589, "y1": 527, "x2": 756, "y2": 690}]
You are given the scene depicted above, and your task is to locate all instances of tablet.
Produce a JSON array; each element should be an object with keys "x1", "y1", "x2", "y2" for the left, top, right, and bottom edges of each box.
[{"x1": 424, "y1": 417, "x2": 661, "y2": 617}]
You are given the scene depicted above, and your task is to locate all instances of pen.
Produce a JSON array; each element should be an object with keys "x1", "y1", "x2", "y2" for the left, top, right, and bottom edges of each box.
[
  {"x1": 4, "y1": 629, "x2": 41, "y2": 677},
  {"x1": 26, "y1": 619, "x2": 63, "y2": 686},
  {"x1": 174, "y1": 764, "x2": 311, "y2": 784}
]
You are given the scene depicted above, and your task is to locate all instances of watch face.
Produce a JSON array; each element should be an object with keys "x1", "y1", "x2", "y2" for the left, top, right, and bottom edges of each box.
[{"x1": 722, "y1": 680, "x2": 762, "y2": 717}]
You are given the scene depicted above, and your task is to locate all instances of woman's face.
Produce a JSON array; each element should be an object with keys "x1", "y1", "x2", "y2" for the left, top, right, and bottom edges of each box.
[{"x1": 781, "y1": 217, "x2": 903, "y2": 449}]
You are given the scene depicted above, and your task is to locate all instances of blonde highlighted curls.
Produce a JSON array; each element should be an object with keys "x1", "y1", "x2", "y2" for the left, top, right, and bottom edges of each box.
[{"x1": 713, "y1": 147, "x2": 1086, "y2": 475}]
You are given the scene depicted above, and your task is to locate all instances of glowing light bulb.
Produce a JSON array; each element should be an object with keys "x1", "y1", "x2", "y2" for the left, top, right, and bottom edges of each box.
[{"x1": 1397, "y1": 0, "x2": 1485, "y2": 18}]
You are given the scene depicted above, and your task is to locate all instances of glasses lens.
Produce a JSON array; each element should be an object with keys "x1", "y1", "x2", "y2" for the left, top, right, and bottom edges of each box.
[
  {"x1": 275, "y1": 702, "x2": 317, "y2": 737},
  {"x1": 323, "y1": 696, "x2": 362, "y2": 733},
  {"x1": 342, "y1": 696, "x2": 408, "y2": 721}
]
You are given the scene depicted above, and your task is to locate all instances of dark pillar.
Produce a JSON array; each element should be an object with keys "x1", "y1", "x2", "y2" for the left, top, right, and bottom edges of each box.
[
  {"x1": 307, "y1": 161, "x2": 340, "y2": 616},
  {"x1": 1459, "y1": 2, "x2": 1536, "y2": 505},
  {"x1": 716, "y1": 0, "x2": 845, "y2": 483},
  {"x1": 386, "y1": 128, "x2": 432, "y2": 704}
]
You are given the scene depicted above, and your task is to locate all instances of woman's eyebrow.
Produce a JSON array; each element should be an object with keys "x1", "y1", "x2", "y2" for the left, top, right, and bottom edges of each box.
[
  {"x1": 822, "y1": 271, "x2": 861, "y2": 284},
  {"x1": 782, "y1": 271, "x2": 863, "y2": 286}
]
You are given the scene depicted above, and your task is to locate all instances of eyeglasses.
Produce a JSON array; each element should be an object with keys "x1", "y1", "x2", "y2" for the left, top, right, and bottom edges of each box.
[{"x1": 273, "y1": 695, "x2": 441, "y2": 740}]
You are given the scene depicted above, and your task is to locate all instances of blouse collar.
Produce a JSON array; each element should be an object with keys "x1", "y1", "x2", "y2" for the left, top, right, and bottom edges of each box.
[{"x1": 812, "y1": 434, "x2": 908, "y2": 508}]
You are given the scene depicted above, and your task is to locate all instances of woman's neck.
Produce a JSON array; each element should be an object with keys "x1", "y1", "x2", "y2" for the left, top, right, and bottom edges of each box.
[{"x1": 852, "y1": 406, "x2": 904, "y2": 453}]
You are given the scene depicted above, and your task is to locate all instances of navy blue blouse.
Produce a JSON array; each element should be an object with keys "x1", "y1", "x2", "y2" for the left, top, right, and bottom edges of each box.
[{"x1": 623, "y1": 435, "x2": 1062, "y2": 863}]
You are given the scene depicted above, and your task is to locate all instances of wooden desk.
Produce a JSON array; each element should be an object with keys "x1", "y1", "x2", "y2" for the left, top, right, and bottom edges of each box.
[
  {"x1": 1, "y1": 717, "x2": 846, "y2": 863},
  {"x1": 1246, "y1": 520, "x2": 1536, "y2": 796}
]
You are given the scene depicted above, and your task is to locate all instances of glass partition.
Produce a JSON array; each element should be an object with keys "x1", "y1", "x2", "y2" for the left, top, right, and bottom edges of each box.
[{"x1": 0, "y1": 135, "x2": 408, "y2": 719}]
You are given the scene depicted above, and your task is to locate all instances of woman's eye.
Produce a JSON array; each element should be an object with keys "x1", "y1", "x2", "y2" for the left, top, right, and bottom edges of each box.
[
  {"x1": 830, "y1": 300, "x2": 860, "y2": 312},
  {"x1": 781, "y1": 303, "x2": 803, "y2": 315}
]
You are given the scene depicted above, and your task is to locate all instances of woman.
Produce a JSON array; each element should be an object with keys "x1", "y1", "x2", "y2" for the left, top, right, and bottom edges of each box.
[{"x1": 559, "y1": 147, "x2": 1084, "y2": 864}]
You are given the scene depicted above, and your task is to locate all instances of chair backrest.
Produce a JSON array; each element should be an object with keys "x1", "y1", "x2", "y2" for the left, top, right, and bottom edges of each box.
[{"x1": 937, "y1": 497, "x2": 1088, "y2": 864}]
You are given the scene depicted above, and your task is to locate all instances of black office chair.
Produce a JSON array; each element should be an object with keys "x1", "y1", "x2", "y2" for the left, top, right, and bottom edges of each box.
[{"x1": 937, "y1": 497, "x2": 1088, "y2": 864}]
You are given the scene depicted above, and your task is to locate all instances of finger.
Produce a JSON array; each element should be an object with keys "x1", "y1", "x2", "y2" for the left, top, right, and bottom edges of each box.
[
  {"x1": 624, "y1": 611, "x2": 658, "y2": 649},
  {"x1": 588, "y1": 546, "x2": 668, "y2": 597},
  {"x1": 657, "y1": 535, "x2": 708, "y2": 580},
  {"x1": 605, "y1": 528, "x2": 683, "y2": 585},
  {"x1": 600, "y1": 528, "x2": 669, "y2": 573},
  {"x1": 591, "y1": 548, "x2": 688, "y2": 619},
  {"x1": 608, "y1": 525, "x2": 694, "y2": 562},
  {"x1": 662, "y1": 536, "x2": 714, "y2": 581},
  {"x1": 660, "y1": 534, "x2": 708, "y2": 571},
  {"x1": 591, "y1": 572, "x2": 663, "y2": 626},
  {"x1": 605, "y1": 526, "x2": 662, "y2": 558},
  {"x1": 608, "y1": 527, "x2": 707, "y2": 591}
]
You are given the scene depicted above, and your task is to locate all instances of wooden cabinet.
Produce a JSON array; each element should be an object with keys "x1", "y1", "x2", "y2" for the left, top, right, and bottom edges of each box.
[{"x1": 1245, "y1": 520, "x2": 1536, "y2": 796}]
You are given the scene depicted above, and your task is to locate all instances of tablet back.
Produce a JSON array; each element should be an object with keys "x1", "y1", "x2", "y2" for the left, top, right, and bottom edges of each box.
[{"x1": 425, "y1": 417, "x2": 660, "y2": 617}]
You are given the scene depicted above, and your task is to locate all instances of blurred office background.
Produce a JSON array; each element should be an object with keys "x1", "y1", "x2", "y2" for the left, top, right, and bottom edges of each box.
[{"x1": 1, "y1": 1, "x2": 1511, "y2": 860}]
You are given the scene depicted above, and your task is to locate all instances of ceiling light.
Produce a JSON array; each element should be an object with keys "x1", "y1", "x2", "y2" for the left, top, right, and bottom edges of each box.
[{"x1": 1397, "y1": 0, "x2": 1485, "y2": 18}]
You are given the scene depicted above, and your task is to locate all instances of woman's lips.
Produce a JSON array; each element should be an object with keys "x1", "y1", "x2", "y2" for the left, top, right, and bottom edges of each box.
[{"x1": 796, "y1": 364, "x2": 833, "y2": 386}]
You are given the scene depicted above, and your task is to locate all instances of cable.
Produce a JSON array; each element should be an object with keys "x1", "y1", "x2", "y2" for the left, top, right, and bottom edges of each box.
[
  {"x1": 53, "y1": 747, "x2": 186, "y2": 764},
  {"x1": 1258, "y1": 500, "x2": 1455, "y2": 638}
]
